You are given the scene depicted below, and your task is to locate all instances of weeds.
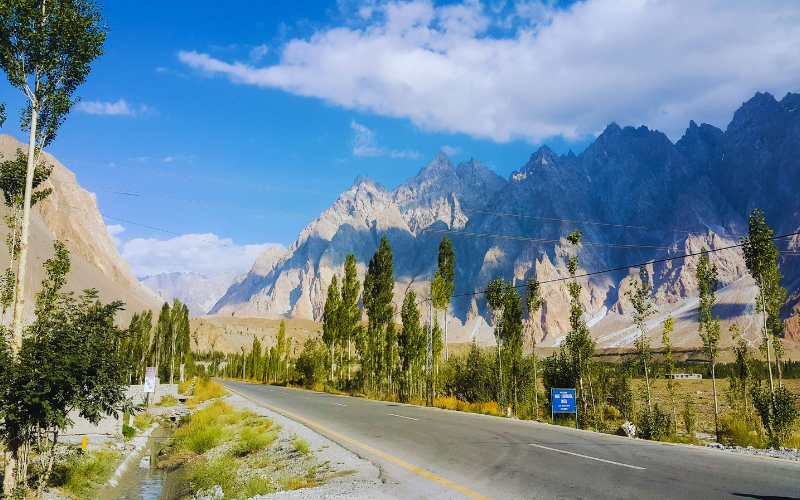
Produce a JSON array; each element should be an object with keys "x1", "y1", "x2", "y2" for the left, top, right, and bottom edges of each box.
[
  {"x1": 157, "y1": 395, "x2": 178, "y2": 407},
  {"x1": 188, "y1": 378, "x2": 227, "y2": 406},
  {"x1": 232, "y1": 426, "x2": 276, "y2": 457},
  {"x1": 50, "y1": 450, "x2": 120, "y2": 497},
  {"x1": 133, "y1": 411, "x2": 156, "y2": 430},
  {"x1": 292, "y1": 436, "x2": 311, "y2": 455}
]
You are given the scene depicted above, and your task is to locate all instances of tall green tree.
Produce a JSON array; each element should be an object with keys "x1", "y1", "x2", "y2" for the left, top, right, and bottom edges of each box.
[
  {"x1": 500, "y1": 283, "x2": 524, "y2": 414},
  {"x1": 662, "y1": 315, "x2": 677, "y2": 435},
  {"x1": 486, "y1": 277, "x2": 507, "y2": 405},
  {"x1": 362, "y1": 236, "x2": 394, "y2": 393},
  {"x1": 696, "y1": 249, "x2": 721, "y2": 441},
  {"x1": 626, "y1": 266, "x2": 656, "y2": 412},
  {"x1": 0, "y1": 0, "x2": 106, "y2": 351},
  {"x1": 563, "y1": 230, "x2": 596, "y2": 427},
  {"x1": 399, "y1": 290, "x2": 421, "y2": 402},
  {"x1": 322, "y1": 274, "x2": 341, "y2": 383},
  {"x1": 0, "y1": 242, "x2": 130, "y2": 495},
  {"x1": 432, "y1": 237, "x2": 455, "y2": 360},
  {"x1": 339, "y1": 254, "x2": 361, "y2": 383},
  {"x1": 741, "y1": 208, "x2": 787, "y2": 395},
  {"x1": 151, "y1": 302, "x2": 172, "y2": 381},
  {"x1": 525, "y1": 279, "x2": 543, "y2": 419}
]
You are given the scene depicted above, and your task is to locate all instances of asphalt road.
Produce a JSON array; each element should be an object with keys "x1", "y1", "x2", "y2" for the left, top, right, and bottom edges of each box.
[{"x1": 224, "y1": 381, "x2": 800, "y2": 499}]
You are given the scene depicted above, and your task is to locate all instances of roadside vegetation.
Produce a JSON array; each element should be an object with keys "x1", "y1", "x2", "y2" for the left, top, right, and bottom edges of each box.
[
  {"x1": 49, "y1": 449, "x2": 121, "y2": 498},
  {"x1": 202, "y1": 209, "x2": 800, "y2": 451},
  {"x1": 159, "y1": 398, "x2": 327, "y2": 498}
]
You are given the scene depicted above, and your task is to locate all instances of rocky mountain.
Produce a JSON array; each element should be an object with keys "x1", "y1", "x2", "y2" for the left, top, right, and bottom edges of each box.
[
  {"x1": 212, "y1": 92, "x2": 800, "y2": 349},
  {"x1": 140, "y1": 271, "x2": 241, "y2": 316},
  {"x1": 0, "y1": 135, "x2": 161, "y2": 322}
]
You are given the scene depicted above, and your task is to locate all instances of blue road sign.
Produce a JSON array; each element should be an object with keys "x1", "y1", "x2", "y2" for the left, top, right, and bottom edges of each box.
[{"x1": 551, "y1": 388, "x2": 577, "y2": 413}]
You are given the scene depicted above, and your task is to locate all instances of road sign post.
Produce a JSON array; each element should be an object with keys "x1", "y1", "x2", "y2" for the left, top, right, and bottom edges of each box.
[{"x1": 550, "y1": 388, "x2": 578, "y2": 429}]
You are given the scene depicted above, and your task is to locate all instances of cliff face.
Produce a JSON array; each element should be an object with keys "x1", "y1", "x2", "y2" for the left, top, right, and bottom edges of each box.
[
  {"x1": 212, "y1": 92, "x2": 800, "y2": 349},
  {"x1": 0, "y1": 135, "x2": 160, "y2": 321}
]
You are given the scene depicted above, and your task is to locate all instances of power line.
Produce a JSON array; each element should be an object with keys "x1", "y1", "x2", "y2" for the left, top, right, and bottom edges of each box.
[
  {"x1": 422, "y1": 227, "x2": 675, "y2": 251},
  {"x1": 102, "y1": 215, "x2": 182, "y2": 236},
  {"x1": 445, "y1": 230, "x2": 800, "y2": 301},
  {"x1": 463, "y1": 208, "x2": 698, "y2": 234}
]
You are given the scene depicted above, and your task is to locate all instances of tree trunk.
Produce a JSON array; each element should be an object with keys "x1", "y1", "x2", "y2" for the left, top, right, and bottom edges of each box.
[
  {"x1": 643, "y1": 360, "x2": 652, "y2": 413},
  {"x1": 760, "y1": 291, "x2": 775, "y2": 399},
  {"x1": 532, "y1": 350, "x2": 538, "y2": 420},
  {"x1": 444, "y1": 309, "x2": 448, "y2": 361},
  {"x1": 348, "y1": 338, "x2": 352, "y2": 382},
  {"x1": 711, "y1": 361, "x2": 720, "y2": 441},
  {"x1": 3, "y1": 447, "x2": 17, "y2": 497},
  {"x1": 11, "y1": 106, "x2": 39, "y2": 352},
  {"x1": 35, "y1": 430, "x2": 58, "y2": 498}
]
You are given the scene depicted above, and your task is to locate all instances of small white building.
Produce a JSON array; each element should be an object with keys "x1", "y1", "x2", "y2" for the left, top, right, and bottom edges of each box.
[{"x1": 669, "y1": 373, "x2": 702, "y2": 380}]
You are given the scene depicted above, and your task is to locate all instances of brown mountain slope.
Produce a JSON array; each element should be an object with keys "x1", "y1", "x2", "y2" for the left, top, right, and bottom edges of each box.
[{"x1": 0, "y1": 134, "x2": 160, "y2": 322}]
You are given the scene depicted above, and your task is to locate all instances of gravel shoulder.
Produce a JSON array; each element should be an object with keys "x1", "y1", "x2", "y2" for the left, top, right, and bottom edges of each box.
[{"x1": 224, "y1": 391, "x2": 389, "y2": 499}]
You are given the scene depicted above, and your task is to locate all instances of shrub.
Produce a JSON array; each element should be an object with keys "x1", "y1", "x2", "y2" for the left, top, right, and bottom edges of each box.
[
  {"x1": 134, "y1": 412, "x2": 156, "y2": 430},
  {"x1": 173, "y1": 400, "x2": 234, "y2": 453},
  {"x1": 189, "y1": 378, "x2": 227, "y2": 406},
  {"x1": 683, "y1": 397, "x2": 697, "y2": 437},
  {"x1": 752, "y1": 385, "x2": 800, "y2": 448},
  {"x1": 157, "y1": 395, "x2": 178, "y2": 407},
  {"x1": 51, "y1": 450, "x2": 120, "y2": 497},
  {"x1": 189, "y1": 455, "x2": 237, "y2": 494},
  {"x1": 292, "y1": 436, "x2": 311, "y2": 455},
  {"x1": 178, "y1": 379, "x2": 193, "y2": 395},
  {"x1": 637, "y1": 404, "x2": 672, "y2": 441},
  {"x1": 231, "y1": 426, "x2": 275, "y2": 457},
  {"x1": 122, "y1": 424, "x2": 136, "y2": 440},
  {"x1": 718, "y1": 414, "x2": 766, "y2": 448}
]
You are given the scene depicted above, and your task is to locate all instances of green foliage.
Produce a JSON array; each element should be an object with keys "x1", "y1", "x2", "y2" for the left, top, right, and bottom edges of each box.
[
  {"x1": 133, "y1": 412, "x2": 155, "y2": 431},
  {"x1": 295, "y1": 338, "x2": 328, "y2": 387},
  {"x1": 626, "y1": 267, "x2": 656, "y2": 410},
  {"x1": 362, "y1": 235, "x2": 395, "y2": 392},
  {"x1": 637, "y1": 404, "x2": 672, "y2": 441},
  {"x1": 399, "y1": 290, "x2": 423, "y2": 401},
  {"x1": 189, "y1": 455, "x2": 238, "y2": 495},
  {"x1": 293, "y1": 435, "x2": 311, "y2": 455},
  {"x1": 50, "y1": 449, "x2": 119, "y2": 498},
  {"x1": 696, "y1": 249, "x2": 721, "y2": 438},
  {"x1": 322, "y1": 274, "x2": 341, "y2": 379},
  {"x1": 0, "y1": 0, "x2": 106, "y2": 148},
  {"x1": 447, "y1": 341, "x2": 496, "y2": 403},
  {"x1": 718, "y1": 414, "x2": 766, "y2": 448},
  {"x1": 231, "y1": 426, "x2": 275, "y2": 457},
  {"x1": 662, "y1": 315, "x2": 677, "y2": 432},
  {"x1": 752, "y1": 385, "x2": 799, "y2": 448},
  {"x1": 683, "y1": 397, "x2": 697, "y2": 437},
  {"x1": 122, "y1": 424, "x2": 136, "y2": 440}
]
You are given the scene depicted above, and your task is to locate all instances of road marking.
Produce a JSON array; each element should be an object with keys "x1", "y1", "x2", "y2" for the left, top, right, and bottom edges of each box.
[
  {"x1": 388, "y1": 413, "x2": 418, "y2": 421},
  {"x1": 227, "y1": 385, "x2": 488, "y2": 500},
  {"x1": 334, "y1": 403, "x2": 347, "y2": 407},
  {"x1": 529, "y1": 443, "x2": 646, "y2": 470}
]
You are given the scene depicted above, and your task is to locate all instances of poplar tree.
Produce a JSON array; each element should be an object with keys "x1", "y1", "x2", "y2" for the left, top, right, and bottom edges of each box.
[
  {"x1": 339, "y1": 254, "x2": 361, "y2": 383},
  {"x1": 662, "y1": 315, "x2": 677, "y2": 435},
  {"x1": 399, "y1": 291, "x2": 420, "y2": 402},
  {"x1": 322, "y1": 274, "x2": 341, "y2": 383},
  {"x1": 362, "y1": 236, "x2": 394, "y2": 393},
  {"x1": 626, "y1": 266, "x2": 656, "y2": 412},
  {"x1": 151, "y1": 302, "x2": 171, "y2": 381},
  {"x1": 696, "y1": 249, "x2": 721, "y2": 441},
  {"x1": 500, "y1": 283, "x2": 524, "y2": 414},
  {"x1": 563, "y1": 230, "x2": 595, "y2": 427},
  {"x1": 525, "y1": 279, "x2": 543, "y2": 419},
  {"x1": 486, "y1": 277, "x2": 507, "y2": 405},
  {"x1": 0, "y1": 0, "x2": 106, "y2": 351},
  {"x1": 432, "y1": 237, "x2": 455, "y2": 360},
  {"x1": 741, "y1": 208, "x2": 787, "y2": 396}
]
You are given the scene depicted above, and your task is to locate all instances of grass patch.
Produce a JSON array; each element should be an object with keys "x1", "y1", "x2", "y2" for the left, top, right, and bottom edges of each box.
[
  {"x1": 292, "y1": 436, "x2": 311, "y2": 455},
  {"x1": 157, "y1": 395, "x2": 178, "y2": 407},
  {"x1": 188, "y1": 378, "x2": 227, "y2": 406},
  {"x1": 173, "y1": 400, "x2": 234, "y2": 454},
  {"x1": 133, "y1": 411, "x2": 156, "y2": 430},
  {"x1": 51, "y1": 449, "x2": 120, "y2": 497},
  {"x1": 189, "y1": 455, "x2": 237, "y2": 493},
  {"x1": 718, "y1": 414, "x2": 767, "y2": 448},
  {"x1": 231, "y1": 426, "x2": 277, "y2": 457},
  {"x1": 178, "y1": 379, "x2": 193, "y2": 395},
  {"x1": 430, "y1": 396, "x2": 502, "y2": 417},
  {"x1": 122, "y1": 424, "x2": 136, "y2": 440}
]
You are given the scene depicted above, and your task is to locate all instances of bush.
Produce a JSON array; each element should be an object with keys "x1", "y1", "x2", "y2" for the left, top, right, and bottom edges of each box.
[
  {"x1": 178, "y1": 379, "x2": 193, "y2": 395},
  {"x1": 122, "y1": 424, "x2": 136, "y2": 440},
  {"x1": 718, "y1": 414, "x2": 766, "y2": 448},
  {"x1": 173, "y1": 400, "x2": 235, "y2": 454},
  {"x1": 157, "y1": 395, "x2": 178, "y2": 407},
  {"x1": 231, "y1": 426, "x2": 275, "y2": 457},
  {"x1": 189, "y1": 378, "x2": 227, "y2": 406},
  {"x1": 51, "y1": 450, "x2": 120, "y2": 497},
  {"x1": 134, "y1": 412, "x2": 156, "y2": 430},
  {"x1": 637, "y1": 404, "x2": 672, "y2": 441},
  {"x1": 683, "y1": 398, "x2": 697, "y2": 437},
  {"x1": 752, "y1": 385, "x2": 800, "y2": 448},
  {"x1": 189, "y1": 455, "x2": 237, "y2": 494},
  {"x1": 292, "y1": 436, "x2": 311, "y2": 455}
]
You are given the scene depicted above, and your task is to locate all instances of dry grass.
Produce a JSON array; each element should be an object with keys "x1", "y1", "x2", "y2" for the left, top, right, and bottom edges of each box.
[{"x1": 188, "y1": 378, "x2": 227, "y2": 406}]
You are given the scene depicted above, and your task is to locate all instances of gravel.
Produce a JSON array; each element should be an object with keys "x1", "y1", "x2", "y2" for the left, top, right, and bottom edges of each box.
[
  {"x1": 224, "y1": 392, "x2": 391, "y2": 499},
  {"x1": 706, "y1": 442, "x2": 800, "y2": 461}
]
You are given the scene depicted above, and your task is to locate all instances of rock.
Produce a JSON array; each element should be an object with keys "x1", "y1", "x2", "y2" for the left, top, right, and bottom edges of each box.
[
  {"x1": 617, "y1": 421, "x2": 636, "y2": 438},
  {"x1": 194, "y1": 485, "x2": 224, "y2": 499}
]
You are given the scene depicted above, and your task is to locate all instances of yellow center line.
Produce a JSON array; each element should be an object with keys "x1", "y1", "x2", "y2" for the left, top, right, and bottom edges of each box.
[{"x1": 227, "y1": 385, "x2": 490, "y2": 500}]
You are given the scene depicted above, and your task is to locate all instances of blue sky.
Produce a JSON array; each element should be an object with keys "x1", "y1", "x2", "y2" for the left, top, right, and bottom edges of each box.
[{"x1": 1, "y1": 0, "x2": 798, "y2": 277}]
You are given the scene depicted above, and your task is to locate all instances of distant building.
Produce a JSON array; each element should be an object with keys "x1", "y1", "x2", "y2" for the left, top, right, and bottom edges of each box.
[{"x1": 669, "y1": 373, "x2": 702, "y2": 380}]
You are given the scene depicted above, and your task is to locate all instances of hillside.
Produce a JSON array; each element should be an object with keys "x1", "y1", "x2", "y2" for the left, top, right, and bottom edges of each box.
[
  {"x1": 0, "y1": 135, "x2": 160, "y2": 322},
  {"x1": 210, "y1": 92, "x2": 800, "y2": 350}
]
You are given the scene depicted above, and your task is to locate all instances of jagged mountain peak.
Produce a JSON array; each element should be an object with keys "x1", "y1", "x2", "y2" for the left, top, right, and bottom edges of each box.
[
  {"x1": 781, "y1": 92, "x2": 800, "y2": 112},
  {"x1": 727, "y1": 91, "x2": 783, "y2": 132}
]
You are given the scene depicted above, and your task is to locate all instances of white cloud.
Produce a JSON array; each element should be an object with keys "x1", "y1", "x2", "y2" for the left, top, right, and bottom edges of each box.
[
  {"x1": 350, "y1": 120, "x2": 420, "y2": 159},
  {"x1": 75, "y1": 99, "x2": 151, "y2": 117},
  {"x1": 118, "y1": 232, "x2": 281, "y2": 277},
  {"x1": 178, "y1": 0, "x2": 800, "y2": 142}
]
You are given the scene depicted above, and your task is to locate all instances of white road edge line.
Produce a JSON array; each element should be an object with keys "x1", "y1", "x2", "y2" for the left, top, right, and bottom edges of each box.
[
  {"x1": 529, "y1": 443, "x2": 646, "y2": 470},
  {"x1": 334, "y1": 403, "x2": 347, "y2": 407},
  {"x1": 388, "y1": 413, "x2": 419, "y2": 421}
]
